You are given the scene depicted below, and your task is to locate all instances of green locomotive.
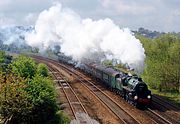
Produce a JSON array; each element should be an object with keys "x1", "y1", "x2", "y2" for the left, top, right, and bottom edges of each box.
[{"x1": 84, "y1": 63, "x2": 152, "y2": 107}]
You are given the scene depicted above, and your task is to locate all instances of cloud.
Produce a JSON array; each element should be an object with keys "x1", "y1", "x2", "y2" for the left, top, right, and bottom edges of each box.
[
  {"x1": 0, "y1": 0, "x2": 53, "y2": 25},
  {"x1": 0, "y1": 0, "x2": 11, "y2": 9},
  {"x1": 24, "y1": 13, "x2": 38, "y2": 25},
  {"x1": 0, "y1": 0, "x2": 180, "y2": 32},
  {"x1": 0, "y1": 0, "x2": 53, "y2": 13},
  {"x1": 0, "y1": 15, "x2": 15, "y2": 26},
  {"x1": 97, "y1": 0, "x2": 180, "y2": 32},
  {"x1": 99, "y1": 0, "x2": 156, "y2": 15}
]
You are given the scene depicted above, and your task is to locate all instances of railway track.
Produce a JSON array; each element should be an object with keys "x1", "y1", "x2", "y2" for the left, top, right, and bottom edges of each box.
[
  {"x1": 146, "y1": 108, "x2": 173, "y2": 124},
  {"x1": 149, "y1": 95, "x2": 180, "y2": 124},
  {"x1": 56, "y1": 62, "x2": 175, "y2": 124},
  {"x1": 152, "y1": 94, "x2": 180, "y2": 112},
  {"x1": 40, "y1": 61, "x2": 91, "y2": 123},
  {"x1": 78, "y1": 71, "x2": 180, "y2": 124},
  {"x1": 32, "y1": 55, "x2": 180, "y2": 124},
  {"x1": 33, "y1": 56, "x2": 141, "y2": 123},
  {"x1": 75, "y1": 73, "x2": 141, "y2": 124},
  {"x1": 62, "y1": 63, "x2": 180, "y2": 124},
  {"x1": 39, "y1": 57, "x2": 141, "y2": 124}
]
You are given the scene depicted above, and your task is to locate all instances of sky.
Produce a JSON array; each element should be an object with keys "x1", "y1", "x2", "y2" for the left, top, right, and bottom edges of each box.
[{"x1": 0, "y1": 0, "x2": 180, "y2": 32}]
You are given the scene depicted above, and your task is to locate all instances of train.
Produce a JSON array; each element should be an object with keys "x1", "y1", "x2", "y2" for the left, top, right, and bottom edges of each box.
[
  {"x1": 80, "y1": 62, "x2": 152, "y2": 107},
  {"x1": 57, "y1": 54, "x2": 152, "y2": 107},
  {"x1": 57, "y1": 53, "x2": 77, "y2": 65}
]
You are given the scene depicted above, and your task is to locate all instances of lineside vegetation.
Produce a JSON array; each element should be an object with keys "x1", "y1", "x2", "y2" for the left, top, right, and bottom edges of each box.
[
  {"x1": 137, "y1": 34, "x2": 179, "y2": 91},
  {"x1": 138, "y1": 34, "x2": 180, "y2": 103},
  {"x1": 0, "y1": 52, "x2": 69, "y2": 124}
]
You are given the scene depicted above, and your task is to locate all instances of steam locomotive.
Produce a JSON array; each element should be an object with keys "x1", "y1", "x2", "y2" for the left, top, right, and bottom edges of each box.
[
  {"x1": 80, "y1": 62, "x2": 152, "y2": 107},
  {"x1": 57, "y1": 54, "x2": 152, "y2": 107}
]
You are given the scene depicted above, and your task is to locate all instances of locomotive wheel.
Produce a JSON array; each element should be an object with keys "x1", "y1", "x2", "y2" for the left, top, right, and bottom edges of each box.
[
  {"x1": 133, "y1": 102, "x2": 137, "y2": 107},
  {"x1": 123, "y1": 93, "x2": 126, "y2": 100},
  {"x1": 110, "y1": 87, "x2": 113, "y2": 92},
  {"x1": 126, "y1": 94, "x2": 133, "y2": 104},
  {"x1": 119, "y1": 92, "x2": 123, "y2": 97},
  {"x1": 126, "y1": 94, "x2": 129, "y2": 102}
]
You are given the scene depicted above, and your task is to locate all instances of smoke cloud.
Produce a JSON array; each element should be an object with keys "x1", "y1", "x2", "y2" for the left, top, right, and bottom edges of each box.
[
  {"x1": 26, "y1": 3, "x2": 145, "y2": 73},
  {"x1": 0, "y1": 26, "x2": 33, "y2": 46}
]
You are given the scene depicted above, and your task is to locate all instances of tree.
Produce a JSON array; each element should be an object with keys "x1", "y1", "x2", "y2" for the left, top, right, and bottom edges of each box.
[
  {"x1": 37, "y1": 63, "x2": 49, "y2": 77},
  {"x1": 25, "y1": 75, "x2": 60, "y2": 124},
  {"x1": 0, "y1": 55, "x2": 70, "y2": 123},
  {"x1": 167, "y1": 41, "x2": 180, "y2": 92},
  {"x1": 11, "y1": 55, "x2": 36, "y2": 79},
  {"x1": 0, "y1": 51, "x2": 5, "y2": 63},
  {"x1": 0, "y1": 51, "x2": 12, "y2": 72},
  {"x1": 140, "y1": 34, "x2": 180, "y2": 92},
  {"x1": 0, "y1": 72, "x2": 32, "y2": 123}
]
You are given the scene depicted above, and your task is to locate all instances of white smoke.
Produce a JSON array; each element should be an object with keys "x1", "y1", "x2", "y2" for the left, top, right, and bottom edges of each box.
[
  {"x1": 0, "y1": 26, "x2": 33, "y2": 46},
  {"x1": 26, "y1": 3, "x2": 145, "y2": 73}
]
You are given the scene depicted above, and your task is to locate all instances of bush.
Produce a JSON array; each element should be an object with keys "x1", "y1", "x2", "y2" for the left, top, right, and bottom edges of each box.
[
  {"x1": 0, "y1": 51, "x2": 5, "y2": 63},
  {"x1": 37, "y1": 63, "x2": 49, "y2": 77},
  {"x1": 25, "y1": 75, "x2": 58, "y2": 123},
  {"x1": 0, "y1": 54, "x2": 70, "y2": 124},
  {"x1": 0, "y1": 73, "x2": 32, "y2": 123},
  {"x1": 11, "y1": 55, "x2": 36, "y2": 79}
]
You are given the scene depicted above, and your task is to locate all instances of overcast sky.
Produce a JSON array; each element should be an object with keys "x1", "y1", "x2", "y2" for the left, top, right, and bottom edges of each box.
[{"x1": 0, "y1": 0, "x2": 180, "y2": 32}]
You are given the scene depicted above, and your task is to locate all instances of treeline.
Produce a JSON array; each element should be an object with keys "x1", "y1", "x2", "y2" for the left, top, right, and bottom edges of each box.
[
  {"x1": 137, "y1": 34, "x2": 180, "y2": 92},
  {"x1": 0, "y1": 51, "x2": 69, "y2": 124}
]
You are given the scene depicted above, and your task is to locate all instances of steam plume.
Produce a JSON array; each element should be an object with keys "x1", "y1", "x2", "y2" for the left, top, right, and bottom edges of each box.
[{"x1": 26, "y1": 3, "x2": 145, "y2": 73}]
